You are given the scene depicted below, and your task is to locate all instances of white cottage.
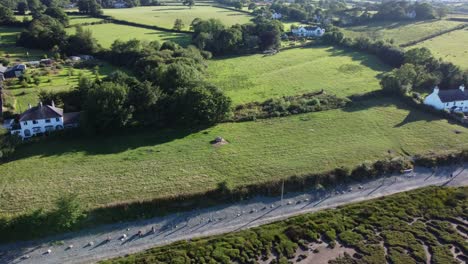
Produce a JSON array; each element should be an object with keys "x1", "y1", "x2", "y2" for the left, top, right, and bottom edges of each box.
[
  {"x1": 271, "y1": 12, "x2": 282, "y2": 19},
  {"x1": 7, "y1": 102, "x2": 80, "y2": 139},
  {"x1": 424, "y1": 85, "x2": 468, "y2": 112},
  {"x1": 291, "y1": 26, "x2": 325, "y2": 37}
]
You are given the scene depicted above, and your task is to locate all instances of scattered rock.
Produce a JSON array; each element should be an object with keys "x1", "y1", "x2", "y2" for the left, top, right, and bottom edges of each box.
[{"x1": 211, "y1": 136, "x2": 229, "y2": 146}]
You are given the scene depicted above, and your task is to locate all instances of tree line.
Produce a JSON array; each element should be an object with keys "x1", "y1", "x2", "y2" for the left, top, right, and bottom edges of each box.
[{"x1": 38, "y1": 39, "x2": 231, "y2": 133}]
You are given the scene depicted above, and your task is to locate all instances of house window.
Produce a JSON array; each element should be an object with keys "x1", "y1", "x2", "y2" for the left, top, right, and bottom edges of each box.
[
  {"x1": 44, "y1": 125, "x2": 54, "y2": 132},
  {"x1": 45, "y1": 119, "x2": 51, "y2": 123},
  {"x1": 33, "y1": 120, "x2": 39, "y2": 124},
  {"x1": 24, "y1": 129, "x2": 31, "y2": 137},
  {"x1": 56, "y1": 118, "x2": 60, "y2": 122},
  {"x1": 446, "y1": 103, "x2": 449, "y2": 106},
  {"x1": 23, "y1": 121, "x2": 27, "y2": 125},
  {"x1": 32, "y1": 127, "x2": 41, "y2": 133}
]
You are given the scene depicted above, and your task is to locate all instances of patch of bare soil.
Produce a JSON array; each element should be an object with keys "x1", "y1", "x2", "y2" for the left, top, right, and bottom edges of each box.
[
  {"x1": 418, "y1": 240, "x2": 432, "y2": 264},
  {"x1": 297, "y1": 241, "x2": 356, "y2": 264},
  {"x1": 211, "y1": 136, "x2": 229, "y2": 147}
]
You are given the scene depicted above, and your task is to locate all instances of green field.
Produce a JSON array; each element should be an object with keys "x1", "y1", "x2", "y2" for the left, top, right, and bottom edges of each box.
[
  {"x1": 103, "y1": 6, "x2": 252, "y2": 30},
  {"x1": 0, "y1": 26, "x2": 48, "y2": 61},
  {"x1": 340, "y1": 19, "x2": 465, "y2": 45},
  {"x1": 68, "y1": 15, "x2": 104, "y2": 26},
  {"x1": 103, "y1": 186, "x2": 468, "y2": 264},
  {"x1": 207, "y1": 46, "x2": 389, "y2": 105},
  {"x1": 412, "y1": 28, "x2": 468, "y2": 69},
  {"x1": 66, "y1": 23, "x2": 191, "y2": 48},
  {"x1": 1, "y1": 97, "x2": 468, "y2": 216}
]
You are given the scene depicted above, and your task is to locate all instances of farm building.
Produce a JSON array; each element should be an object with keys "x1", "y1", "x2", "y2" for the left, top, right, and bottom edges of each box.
[
  {"x1": 291, "y1": 26, "x2": 325, "y2": 37},
  {"x1": 424, "y1": 85, "x2": 468, "y2": 113},
  {"x1": 1, "y1": 64, "x2": 27, "y2": 79},
  {"x1": 5, "y1": 102, "x2": 80, "y2": 139}
]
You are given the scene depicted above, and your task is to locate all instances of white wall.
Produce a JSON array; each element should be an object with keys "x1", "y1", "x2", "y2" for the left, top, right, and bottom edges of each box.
[{"x1": 14, "y1": 117, "x2": 64, "y2": 138}]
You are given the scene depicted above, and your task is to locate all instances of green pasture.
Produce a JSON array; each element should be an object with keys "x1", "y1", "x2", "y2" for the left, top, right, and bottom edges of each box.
[
  {"x1": 412, "y1": 28, "x2": 468, "y2": 69},
  {"x1": 103, "y1": 5, "x2": 252, "y2": 30},
  {"x1": 0, "y1": 26, "x2": 48, "y2": 62},
  {"x1": 207, "y1": 46, "x2": 389, "y2": 105},
  {"x1": 66, "y1": 23, "x2": 191, "y2": 48},
  {"x1": 340, "y1": 19, "x2": 465, "y2": 45},
  {"x1": 68, "y1": 15, "x2": 104, "y2": 26},
  {"x1": 1, "y1": 97, "x2": 467, "y2": 216}
]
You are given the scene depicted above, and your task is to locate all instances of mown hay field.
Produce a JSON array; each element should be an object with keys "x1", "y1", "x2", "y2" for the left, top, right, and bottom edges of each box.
[
  {"x1": 1, "y1": 97, "x2": 467, "y2": 216},
  {"x1": 65, "y1": 23, "x2": 191, "y2": 48},
  {"x1": 103, "y1": 5, "x2": 252, "y2": 30},
  {"x1": 207, "y1": 46, "x2": 389, "y2": 105},
  {"x1": 340, "y1": 19, "x2": 465, "y2": 45},
  {"x1": 412, "y1": 28, "x2": 468, "y2": 69}
]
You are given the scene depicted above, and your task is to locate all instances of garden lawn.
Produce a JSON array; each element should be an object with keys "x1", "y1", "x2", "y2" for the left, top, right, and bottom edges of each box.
[
  {"x1": 340, "y1": 19, "x2": 465, "y2": 45},
  {"x1": 1, "y1": 97, "x2": 468, "y2": 216},
  {"x1": 207, "y1": 46, "x2": 389, "y2": 105},
  {"x1": 65, "y1": 23, "x2": 191, "y2": 48},
  {"x1": 4, "y1": 63, "x2": 117, "y2": 113},
  {"x1": 103, "y1": 6, "x2": 252, "y2": 30},
  {"x1": 412, "y1": 28, "x2": 468, "y2": 69}
]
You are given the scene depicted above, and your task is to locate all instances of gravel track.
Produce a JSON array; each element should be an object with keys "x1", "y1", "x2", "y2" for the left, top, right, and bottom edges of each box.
[{"x1": 1, "y1": 164, "x2": 467, "y2": 264}]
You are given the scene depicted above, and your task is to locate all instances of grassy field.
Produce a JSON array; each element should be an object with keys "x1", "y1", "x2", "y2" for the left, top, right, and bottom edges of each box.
[
  {"x1": 66, "y1": 23, "x2": 191, "y2": 48},
  {"x1": 103, "y1": 6, "x2": 252, "y2": 30},
  {"x1": 207, "y1": 46, "x2": 389, "y2": 105},
  {"x1": 1, "y1": 97, "x2": 468, "y2": 216},
  {"x1": 340, "y1": 19, "x2": 465, "y2": 45},
  {"x1": 0, "y1": 26, "x2": 48, "y2": 61},
  {"x1": 103, "y1": 186, "x2": 468, "y2": 264},
  {"x1": 412, "y1": 28, "x2": 468, "y2": 69},
  {"x1": 68, "y1": 15, "x2": 104, "y2": 26}
]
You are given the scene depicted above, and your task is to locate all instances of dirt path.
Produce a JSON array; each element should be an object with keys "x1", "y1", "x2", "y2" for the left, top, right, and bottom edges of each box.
[{"x1": 0, "y1": 164, "x2": 467, "y2": 264}]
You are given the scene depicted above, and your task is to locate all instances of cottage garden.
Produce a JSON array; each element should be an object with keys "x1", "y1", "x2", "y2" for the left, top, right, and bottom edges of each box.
[{"x1": 0, "y1": 0, "x2": 467, "y2": 262}]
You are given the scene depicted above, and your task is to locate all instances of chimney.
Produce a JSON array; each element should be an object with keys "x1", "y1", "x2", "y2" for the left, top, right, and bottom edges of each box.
[
  {"x1": 28, "y1": 103, "x2": 32, "y2": 109},
  {"x1": 460, "y1": 84, "x2": 465, "y2": 92},
  {"x1": 433, "y1": 86, "x2": 439, "y2": 94},
  {"x1": 39, "y1": 102, "x2": 43, "y2": 107},
  {"x1": 51, "y1": 100, "x2": 55, "y2": 107}
]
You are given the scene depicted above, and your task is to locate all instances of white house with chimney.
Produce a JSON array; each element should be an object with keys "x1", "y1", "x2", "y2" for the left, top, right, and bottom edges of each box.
[
  {"x1": 4, "y1": 102, "x2": 80, "y2": 139},
  {"x1": 424, "y1": 85, "x2": 468, "y2": 112},
  {"x1": 291, "y1": 26, "x2": 325, "y2": 37}
]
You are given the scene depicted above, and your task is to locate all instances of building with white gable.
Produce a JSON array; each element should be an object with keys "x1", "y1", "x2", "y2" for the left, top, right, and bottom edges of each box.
[
  {"x1": 291, "y1": 26, "x2": 325, "y2": 37},
  {"x1": 424, "y1": 85, "x2": 468, "y2": 113},
  {"x1": 4, "y1": 102, "x2": 80, "y2": 139}
]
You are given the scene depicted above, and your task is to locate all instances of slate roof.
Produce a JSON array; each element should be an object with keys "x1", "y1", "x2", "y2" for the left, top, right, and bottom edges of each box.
[
  {"x1": 19, "y1": 104, "x2": 63, "y2": 122},
  {"x1": 438, "y1": 89, "x2": 468, "y2": 103},
  {"x1": 303, "y1": 26, "x2": 320, "y2": 31}
]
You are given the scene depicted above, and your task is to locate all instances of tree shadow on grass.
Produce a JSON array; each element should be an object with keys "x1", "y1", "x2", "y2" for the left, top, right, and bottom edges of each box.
[
  {"x1": 322, "y1": 46, "x2": 391, "y2": 73},
  {"x1": 143, "y1": 31, "x2": 191, "y2": 46},
  {"x1": 342, "y1": 95, "x2": 451, "y2": 127},
  {"x1": 9, "y1": 125, "x2": 209, "y2": 161}
]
